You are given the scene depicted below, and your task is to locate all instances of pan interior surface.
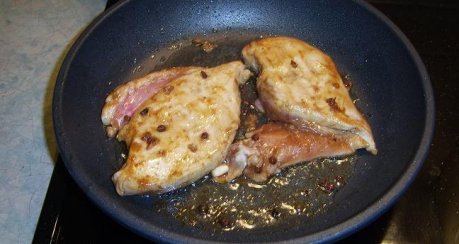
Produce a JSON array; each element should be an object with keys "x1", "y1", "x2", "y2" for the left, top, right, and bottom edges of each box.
[{"x1": 53, "y1": 0, "x2": 433, "y2": 243}]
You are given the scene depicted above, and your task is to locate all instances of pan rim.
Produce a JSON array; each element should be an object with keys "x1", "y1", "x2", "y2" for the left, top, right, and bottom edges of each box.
[{"x1": 52, "y1": 0, "x2": 435, "y2": 243}]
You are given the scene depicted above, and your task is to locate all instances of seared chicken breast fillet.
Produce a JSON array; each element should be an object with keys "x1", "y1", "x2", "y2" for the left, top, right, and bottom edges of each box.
[
  {"x1": 112, "y1": 61, "x2": 251, "y2": 195},
  {"x1": 242, "y1": 36, "x2": 377, "y2": 154}
]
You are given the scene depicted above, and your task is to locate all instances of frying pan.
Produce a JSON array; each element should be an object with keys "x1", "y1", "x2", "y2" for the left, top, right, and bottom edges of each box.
[{"x1": 53, "y1": 0, "x2": 434, "y2": 242}]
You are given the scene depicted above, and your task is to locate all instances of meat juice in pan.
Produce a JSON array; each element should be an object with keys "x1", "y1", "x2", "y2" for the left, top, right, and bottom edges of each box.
[{"x1": 119, "y1": 30, "x2": 360, "y2": 231}]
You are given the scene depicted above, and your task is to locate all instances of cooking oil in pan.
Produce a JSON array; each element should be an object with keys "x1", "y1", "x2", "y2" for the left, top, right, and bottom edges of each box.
[
  {"x1": 124, "y1": 29, "x2": 272, "y2": 79},
  {"x1": 155, "y1": 156, "x2": 356, "y2": 232}
]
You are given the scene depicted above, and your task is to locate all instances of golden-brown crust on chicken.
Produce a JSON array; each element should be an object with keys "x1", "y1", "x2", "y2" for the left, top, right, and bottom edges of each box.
[
  {"x1": 242, "y1": 36, "x2": 377, "y2": 154},
  {"x1": 112, "y1": 61, "x2": 252, "y2": 195}
]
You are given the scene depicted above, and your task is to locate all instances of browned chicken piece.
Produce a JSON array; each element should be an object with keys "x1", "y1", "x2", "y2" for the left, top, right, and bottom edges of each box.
[
  {"x1": 112, "y1": 61, "x2": 251, "y2": 195},
  {"x1": 214, "y1": 123, "x2": 356, "y2": 182},
  {"x1": 242, "y1": 36, "x2": 377, "y2": 154}
]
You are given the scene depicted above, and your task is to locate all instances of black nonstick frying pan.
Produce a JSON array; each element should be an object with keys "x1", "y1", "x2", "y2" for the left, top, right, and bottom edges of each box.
[{"x1": 53, "y1": 0, "x2": 434, "y2": 243}]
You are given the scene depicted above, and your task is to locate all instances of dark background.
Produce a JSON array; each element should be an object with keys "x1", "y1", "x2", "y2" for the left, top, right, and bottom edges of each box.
[{"x1": 34, "y1": 0, "x2": 459, "y2": 243}]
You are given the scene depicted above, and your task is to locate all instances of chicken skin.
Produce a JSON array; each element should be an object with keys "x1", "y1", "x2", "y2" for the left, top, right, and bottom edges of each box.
[{"x1": 112, "y1": 61, "x2": 251, "y2": 195}]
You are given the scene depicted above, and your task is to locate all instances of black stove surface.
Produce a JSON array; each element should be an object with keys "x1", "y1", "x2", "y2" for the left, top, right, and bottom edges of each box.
[{"x1": 33, "y1": 1, "x2": 459, "y2": 243}]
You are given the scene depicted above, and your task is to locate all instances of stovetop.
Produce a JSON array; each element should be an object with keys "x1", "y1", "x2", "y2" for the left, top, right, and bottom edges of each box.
[{"x1": 33, "y1": 1, "x2": 459, "y2": 243}]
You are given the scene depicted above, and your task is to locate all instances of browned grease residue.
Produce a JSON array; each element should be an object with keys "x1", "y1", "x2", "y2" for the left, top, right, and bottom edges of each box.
[{"x1": 156, "y1": 156, "x2": 356, "y2": 232}]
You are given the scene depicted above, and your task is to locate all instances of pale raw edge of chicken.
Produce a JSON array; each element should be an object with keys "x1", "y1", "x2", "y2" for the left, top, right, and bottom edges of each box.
[
  {"x1": 214, "y1": 123, "x2": 356, "y2": 183},
  {"x1": 101, "y1": 66, "x2": 201, "y2": 137},
  {"x1": 112, "y1": 61, "x2": 252, "y2": 196},
  {"x1": 242, "y1": 36, "x2": 377, "y2": 154}
]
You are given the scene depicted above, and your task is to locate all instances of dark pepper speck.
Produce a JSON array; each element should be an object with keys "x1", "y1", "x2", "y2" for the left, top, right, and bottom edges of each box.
[
  {"x1": 270, "y1": 208, "x2": 281, "y2": 218},
  {"x1": 269, "y1": 156, "x2": 277, "y2": 165},
  {"x1": 201, "y1": 132, "x2": 209, "y2": 140},
  {"x1": 140, "y1": 108, "x2": 149, "y2": 116},
  {"x1": 188, "y1": 144, "x2": 197, "y2": 152},
  {"x1": 200, "y1": 70, "x2": 208, "y2": 79},
  {"x1": 141, "y1": 132, "x2": 158, "y2": 149},
  {"x1": 157, "y1": 125, "x2": 167, "y2": 132},
  {"x1": 326, "y1": 97, "x2": 342, "y2": 112}
]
